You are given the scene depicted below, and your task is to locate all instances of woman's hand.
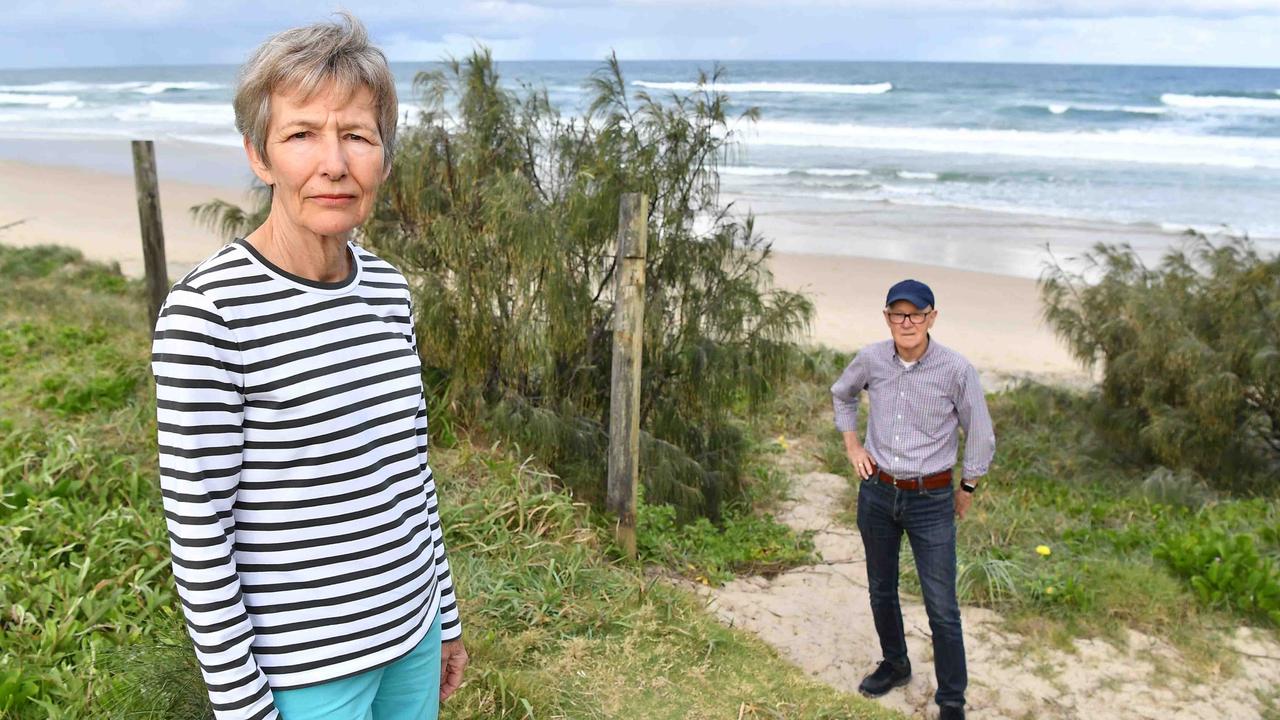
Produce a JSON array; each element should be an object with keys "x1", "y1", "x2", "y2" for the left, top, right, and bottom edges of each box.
[{"x1": 440, "y1": 638, "x2": 469, "y2": 701}]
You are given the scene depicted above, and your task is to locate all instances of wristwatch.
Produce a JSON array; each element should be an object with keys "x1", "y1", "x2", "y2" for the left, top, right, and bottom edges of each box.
[{"x1": 960, "y1": 480, "x2": 977, "y2": 494}]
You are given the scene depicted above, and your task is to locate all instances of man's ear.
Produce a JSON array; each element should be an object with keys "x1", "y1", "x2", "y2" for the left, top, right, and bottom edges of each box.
[{"x1": 244, "y1": 135, "x2": 274, "y2": 187}]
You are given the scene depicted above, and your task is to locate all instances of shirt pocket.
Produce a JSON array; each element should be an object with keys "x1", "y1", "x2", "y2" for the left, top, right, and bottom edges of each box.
[{"x1": 918, "y1": 395, "x2": 956, "y2": 440}]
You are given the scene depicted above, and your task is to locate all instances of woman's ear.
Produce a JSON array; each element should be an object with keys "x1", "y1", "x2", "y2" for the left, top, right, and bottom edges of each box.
[{"x1": 244, "y1": 135, "x2": 274, "y2": 187}]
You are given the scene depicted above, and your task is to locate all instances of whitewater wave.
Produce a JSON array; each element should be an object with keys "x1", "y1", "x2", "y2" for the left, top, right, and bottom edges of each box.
[
  {"x1": 809, "y1": 167, "x2": 871, "y2": 176},
  {"x1": 896, "y1": 171, "x2": 939, "y2": 180},
  {"x1": 719, "y1": 166, "x2": 873, "y2": 177},
  {"x1": 741, "y1": 120, "x2": 1280, "y2": 170},
  {"x1": 169, "y1": 132, "x2": 245, "y2": 148},
  {"x1": 633, "y1": 80, "x2": 892, "y2": 95},
  {"x1": 0, "y1": 92, "x2": 79, "y2": 109},
  {"x1": 1161, "y1": 93, "x2": 1280, "y2": 112},
  {"x1": 1035, "y1": 102, "x2": 1166, "y2": 116},
  {"x1": 111, "y1": 101, "x2": 236, "y2": 126},
  {"x1": 130, "y1": 81, "x2": 225, "y2": 95},
  {"x1": 0, "y1": 80, "x2": 224, "y2": 94}
]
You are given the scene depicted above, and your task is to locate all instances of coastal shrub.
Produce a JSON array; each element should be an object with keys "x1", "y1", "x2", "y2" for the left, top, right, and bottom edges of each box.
[
  {"x1": 0, "y1": 243, "x2": 129, "y2": 294},
  {"x1": 637, "y1": 496, "x2": 816, "y2": 584},
  {"x1": 1155, "y1": 527, "x2": 1280, "y2": 626},
  {"x1": 196, "y1": 51, "x2": 814, "y2": 522},
  {"x1": 1040, "y1": 234, "x2": 1280, "y2": 486},
  {"x1": 1140, "y1": 466, "x2": 1215, "y2": 509}
]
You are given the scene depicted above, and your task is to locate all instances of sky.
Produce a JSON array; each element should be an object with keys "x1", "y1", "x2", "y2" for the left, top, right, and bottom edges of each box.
[{"x1": 4, "y1": 0, "x2": 1280, "y2": 69}]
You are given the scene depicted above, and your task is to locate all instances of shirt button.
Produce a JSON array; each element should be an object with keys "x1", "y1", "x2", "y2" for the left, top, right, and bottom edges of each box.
[
  {"x1": 900, "y1": 392, "x2": 905, "y2": 397},
  {"x1": 897, "y1": 414, "x2": 902, "y2": 419},
  {"x1": 894, "y1": 456, "x2": 899, "y2": 462},
  {"x1": 895, "y1": 435, "x2": 900, "y2": 440}
]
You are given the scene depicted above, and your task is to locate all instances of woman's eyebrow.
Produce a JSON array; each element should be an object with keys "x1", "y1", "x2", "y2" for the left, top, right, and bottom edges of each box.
[{"x1": 277, "y1": 118, "x2": 377, "y2": 133}]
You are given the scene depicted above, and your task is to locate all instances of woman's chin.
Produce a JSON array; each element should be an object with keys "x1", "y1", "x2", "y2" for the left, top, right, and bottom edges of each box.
[{"x1": 298, "y1": 218, "x2": 362, "y2": 238}]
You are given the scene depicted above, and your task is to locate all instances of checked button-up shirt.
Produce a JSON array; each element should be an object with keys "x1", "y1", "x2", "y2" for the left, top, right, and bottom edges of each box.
[{"x1": 831, "y1": 337, "x2": 996, "y2": 480}]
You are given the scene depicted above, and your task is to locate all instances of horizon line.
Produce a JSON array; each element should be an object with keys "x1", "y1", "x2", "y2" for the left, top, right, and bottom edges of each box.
[{"x1": 3, "y1": 57, "x2": 1279, "y2": 73}]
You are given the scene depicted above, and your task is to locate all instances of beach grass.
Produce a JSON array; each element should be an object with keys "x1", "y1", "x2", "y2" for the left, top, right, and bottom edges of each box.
[{"x1": 0, "y1": 243, "x2": 892, "y2": 719}]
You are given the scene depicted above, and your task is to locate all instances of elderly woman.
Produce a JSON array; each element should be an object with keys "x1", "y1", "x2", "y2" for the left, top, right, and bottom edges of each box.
[{"x1": 151, "y1": 14, "x2": 466, "y2": 720}]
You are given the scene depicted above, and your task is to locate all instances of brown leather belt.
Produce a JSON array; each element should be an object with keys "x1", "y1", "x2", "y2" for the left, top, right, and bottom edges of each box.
[{"x1": 875, "y1": 467, "x2": 953, "y2": 491}]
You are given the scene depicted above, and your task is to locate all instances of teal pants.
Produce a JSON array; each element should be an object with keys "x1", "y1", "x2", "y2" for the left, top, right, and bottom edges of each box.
[{"x1": 274, "y1": 612, "x2": 442, "y2": 720}]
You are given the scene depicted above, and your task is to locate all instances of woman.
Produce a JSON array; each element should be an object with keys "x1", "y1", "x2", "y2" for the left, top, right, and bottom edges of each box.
[{"x1": 152, "y1": 14, "x2": 466, "y2": 720}]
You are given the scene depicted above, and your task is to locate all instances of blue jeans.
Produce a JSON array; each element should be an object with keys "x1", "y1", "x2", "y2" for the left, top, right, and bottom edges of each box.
[
  {"x1": 856, "y1": 477, "x2": 966, "y2": 708},
  {"x1": 274, "y1": 611, "x2": 442, "y2": 720}
]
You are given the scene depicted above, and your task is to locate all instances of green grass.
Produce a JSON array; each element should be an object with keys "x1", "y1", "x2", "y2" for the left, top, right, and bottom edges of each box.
[{"x1": 0, "y1": 244, "x2": 892, "y2": 719}]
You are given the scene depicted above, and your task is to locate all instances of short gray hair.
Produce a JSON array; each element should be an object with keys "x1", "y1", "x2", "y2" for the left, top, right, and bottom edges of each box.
[{"x1": 234, "y1": 12, "x2": 398, "y2": 168}]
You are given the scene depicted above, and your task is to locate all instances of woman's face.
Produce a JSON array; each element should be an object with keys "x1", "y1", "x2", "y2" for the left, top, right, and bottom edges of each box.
[{"x1": 246, "y1": 81, "x2": 387, "y2": 238}]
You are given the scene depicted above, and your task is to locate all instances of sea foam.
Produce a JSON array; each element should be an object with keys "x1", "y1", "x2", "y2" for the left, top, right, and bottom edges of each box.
[
  {"x1": 0, "y1": 92, "x2": 79, "y2": 109},
  {"x1": 111, "y1": 101, "x2": 236, "y2": 126},
  {"x1": 1161, "y1": 93, "x2": 1280, "y2": 112},
  {"x1": 742, "y1": 120, "x2": 1280, "y2": 170},
  {"x1": 633, "y1": 80, "x2": 892, "y2": 95},
  {"x1": 0, "y1": 81, "x2": 224, "y2": 95}
]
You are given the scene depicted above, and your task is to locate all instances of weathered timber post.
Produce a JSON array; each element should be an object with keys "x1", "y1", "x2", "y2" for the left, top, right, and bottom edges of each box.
[
  {"x1": 132, "y1": 140, "x2": 168, "y2": 331},
  {"x1": 607, "y1": 193, "x2": 649, "y2": 559}
]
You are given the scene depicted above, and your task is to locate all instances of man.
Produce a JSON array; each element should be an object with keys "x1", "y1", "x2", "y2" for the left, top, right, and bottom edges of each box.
[{"x1": 830, "y1": 279, "x2": 995, "y2": 720}]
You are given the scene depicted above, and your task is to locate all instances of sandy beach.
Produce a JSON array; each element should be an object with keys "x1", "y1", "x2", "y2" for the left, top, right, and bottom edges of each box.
[
  {"x1": 0, "y1": 147, "x2": 1099, "y2": 383},
  {"x1": 0, "y1": 157, "x2": 245, "y2": 281},
  {"x1": 766, "y1": 251, "x2": 1087, "y2": 383}
]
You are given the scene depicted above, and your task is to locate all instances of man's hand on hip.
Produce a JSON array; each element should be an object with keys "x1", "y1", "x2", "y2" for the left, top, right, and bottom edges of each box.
[{"x1": 847, "y1": 447, "x2": 875, "y2": 480}]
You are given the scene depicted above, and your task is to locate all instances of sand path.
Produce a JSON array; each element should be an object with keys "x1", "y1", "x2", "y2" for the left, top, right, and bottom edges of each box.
[{"x1": 694, "y1": 450, "x2": 1280, "y2": 719}]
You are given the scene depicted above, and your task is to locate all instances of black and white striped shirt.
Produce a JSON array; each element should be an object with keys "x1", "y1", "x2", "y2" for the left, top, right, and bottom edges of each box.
[{"x1": 152, "y1": 239, "x2": 460, "y2": 720}]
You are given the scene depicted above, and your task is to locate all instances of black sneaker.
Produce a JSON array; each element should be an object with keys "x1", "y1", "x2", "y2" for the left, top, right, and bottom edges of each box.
[
  {"x1": 939, "y1": 705, "x2": 965, "y2": 720},
  {"x1": 857, "y1": 659, "x2": 911, "y2": 697}
]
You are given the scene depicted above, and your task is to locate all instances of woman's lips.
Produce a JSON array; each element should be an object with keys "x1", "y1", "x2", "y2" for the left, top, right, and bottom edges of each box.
[{"x1": 311, "y1": 194, "x2": 356, "y2": 206}]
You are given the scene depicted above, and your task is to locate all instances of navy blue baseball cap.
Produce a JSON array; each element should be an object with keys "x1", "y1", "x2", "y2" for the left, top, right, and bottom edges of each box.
[{"x1": 885, "y1": 279, "x2": 935, "y2": 310}]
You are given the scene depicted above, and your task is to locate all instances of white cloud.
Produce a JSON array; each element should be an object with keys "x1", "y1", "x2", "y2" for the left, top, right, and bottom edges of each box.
[
  {"x1": 916, "y1": 14, "x2": 1280, "y2": 66},
  {"x1": 380, "y1": 32, "x2": 538, "y2": 61},
  {"x1": 1, "y1": 0, "x2": 1278, "y2": 67},
  {"x1": 611, "y1": 0, "x2": 1280, "y2": 18}
]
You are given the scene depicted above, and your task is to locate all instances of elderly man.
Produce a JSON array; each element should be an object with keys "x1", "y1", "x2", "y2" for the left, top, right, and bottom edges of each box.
[{"x1": 830, "y1": 279, "x2": 995, "y2": 720}]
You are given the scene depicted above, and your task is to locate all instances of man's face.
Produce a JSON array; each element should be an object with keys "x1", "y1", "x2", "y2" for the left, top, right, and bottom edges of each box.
[{"x1": 884, "y1": 299, "x2": 936, "y2": 354}]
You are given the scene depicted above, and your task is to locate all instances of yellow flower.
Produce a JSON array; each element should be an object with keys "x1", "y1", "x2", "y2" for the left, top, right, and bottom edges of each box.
[
  {"x1": 775, "y1": 434, "x2": 790, "y2": 450},
  {"x1": 1045, "y1": 586, "x2": 1055, "y2": 595},
  {"x1": 1036, "y1": 545, "x2": 1052, "y2": 557}
]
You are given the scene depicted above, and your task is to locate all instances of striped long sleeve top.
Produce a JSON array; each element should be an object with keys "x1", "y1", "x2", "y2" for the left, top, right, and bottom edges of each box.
[{"x1": 152, "y1": 239, "x2": 460, "y2": 720}]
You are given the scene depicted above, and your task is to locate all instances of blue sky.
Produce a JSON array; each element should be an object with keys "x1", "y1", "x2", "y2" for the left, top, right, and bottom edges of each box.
[{"x1": 5, "y1": 0, "x2": 1280, "y2": 69}]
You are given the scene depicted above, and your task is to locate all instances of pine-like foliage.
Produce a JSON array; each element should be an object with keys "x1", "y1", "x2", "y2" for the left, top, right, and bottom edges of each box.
[
  {"x1": 193, "y1": 52, "x2": 814, "y2": 520},
  {"x1": 1040, "y1": 234, "x2": 1280, "y2": 485}
]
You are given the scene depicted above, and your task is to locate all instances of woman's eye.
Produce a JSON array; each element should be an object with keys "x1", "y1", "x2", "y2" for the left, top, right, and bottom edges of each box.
[
  {"x1": 289, "y1": 131, "x2": 309, "y2": 140},
  {"x1": 347, "y1": 133, "x2": 368, "y2": 142}
]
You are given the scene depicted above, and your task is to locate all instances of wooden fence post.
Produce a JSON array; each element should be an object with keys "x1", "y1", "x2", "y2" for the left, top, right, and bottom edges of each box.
[
  {"x1": 132, "y1": 140, "x2": 168, "y2": 331},
  {"x1": 607, "y1": 193, "x2": 649, "y2": 559}
]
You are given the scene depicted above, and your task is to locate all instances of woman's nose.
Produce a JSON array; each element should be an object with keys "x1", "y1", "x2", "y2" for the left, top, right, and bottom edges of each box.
[{"x1": 318, "y1": 133, "x2": 348, "y2": 181}]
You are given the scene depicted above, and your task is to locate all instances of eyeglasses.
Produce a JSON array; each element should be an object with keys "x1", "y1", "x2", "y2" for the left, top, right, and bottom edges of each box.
[{"x1": 885, "y1": 309, "x2": 934, "y2": 325}]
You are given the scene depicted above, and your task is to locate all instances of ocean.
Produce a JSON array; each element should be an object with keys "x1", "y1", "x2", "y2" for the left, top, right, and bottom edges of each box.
[{"x1": 1, "y1": 60, "x2": 1278, "y2": 272}]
